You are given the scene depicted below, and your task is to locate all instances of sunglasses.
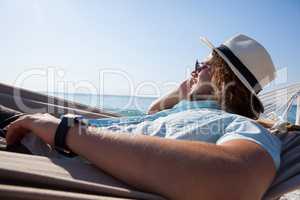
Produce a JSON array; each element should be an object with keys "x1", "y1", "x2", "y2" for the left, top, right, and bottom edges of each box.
[{"x1": 194, "y1": 60, "x2": 211, "y2": 73}]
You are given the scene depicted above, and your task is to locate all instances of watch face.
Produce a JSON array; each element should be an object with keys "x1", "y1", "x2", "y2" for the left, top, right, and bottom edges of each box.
[
  {"x1": 63, "y1": 114, "x2": 81, "y2": 118},
  {"x1": 0, "y1": 129, "x2": 6, "y2": 137},
  {"x1": 75, "y1": 117, "x2": 89, "y2": 126},
  {"x1": 62, "y1": 114, "x2": 79, "y2": 125}
]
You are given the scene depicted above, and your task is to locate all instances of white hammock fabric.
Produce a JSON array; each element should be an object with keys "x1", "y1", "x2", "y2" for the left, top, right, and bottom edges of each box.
[{"x1": 259, "y1": 83, "x2": 300, "y2": 122}]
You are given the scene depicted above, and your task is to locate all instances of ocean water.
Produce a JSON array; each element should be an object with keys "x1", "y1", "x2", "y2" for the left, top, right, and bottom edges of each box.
[{"x1": 51, "y1": 93, "x2": 156, "y2": 116}]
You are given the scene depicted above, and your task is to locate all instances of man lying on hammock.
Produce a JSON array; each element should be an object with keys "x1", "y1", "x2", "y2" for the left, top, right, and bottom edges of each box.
[{"x1": 1, "y1": 34, "x2": 281, "y2": 200}]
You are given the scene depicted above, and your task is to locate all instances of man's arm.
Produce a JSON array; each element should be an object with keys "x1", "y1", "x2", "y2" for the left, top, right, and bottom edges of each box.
[
  {"x1": 6, "y1": 114, "x2": 276, "y2": 200},
  {"x1": 148, "y1": 88, "x2": 181, "y2": 114},
  {"x1": 148, "y1": 79, "x2": 191, "y2": 114},
  {"x1": 67, "y1": 129, "x2": 275, "y2": 200}
]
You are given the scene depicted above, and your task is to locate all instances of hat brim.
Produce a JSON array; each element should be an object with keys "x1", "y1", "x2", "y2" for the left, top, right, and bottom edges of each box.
[{"x1": 200, "y1": 37, "x2": 265, "y2": 114}]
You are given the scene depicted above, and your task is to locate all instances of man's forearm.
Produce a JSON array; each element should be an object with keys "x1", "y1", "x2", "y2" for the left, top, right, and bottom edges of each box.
[
  {"x1": 148, "y1": 89, "x2": 181, "y2": 114},
  {"x1": 66, "y1": 126, "x2": 269, "y2": 200}
]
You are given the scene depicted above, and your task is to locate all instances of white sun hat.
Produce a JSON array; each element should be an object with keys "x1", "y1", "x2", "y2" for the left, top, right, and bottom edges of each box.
[{"x1": 201, "y1": 34, "x2": 276, "y2": 109}]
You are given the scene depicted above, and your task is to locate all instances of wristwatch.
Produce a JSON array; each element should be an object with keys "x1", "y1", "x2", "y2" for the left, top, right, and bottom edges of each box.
[{"x1": 54, "y1": 114, "x2": 88, "y2": 157}]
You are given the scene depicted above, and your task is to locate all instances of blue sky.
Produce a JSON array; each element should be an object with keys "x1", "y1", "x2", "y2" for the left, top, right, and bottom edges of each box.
[{"x1": 0, "y1": 0, "x2": 299, "y2": 96}]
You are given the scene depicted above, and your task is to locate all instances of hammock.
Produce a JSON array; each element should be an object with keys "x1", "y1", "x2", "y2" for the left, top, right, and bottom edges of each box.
[
  {"x1": 0, "y1": 82, "x2": 119, "y2": 119},
  {"x1": 1, "y1": 82, "x2": 300, "y2": 200},
  {"x1": 259, "y1": 82, "x2": 300, "y2": 123}
]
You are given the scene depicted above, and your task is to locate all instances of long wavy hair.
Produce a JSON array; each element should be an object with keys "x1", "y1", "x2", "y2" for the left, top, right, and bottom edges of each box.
[{"x1": 208, "y1": 51, "x2": 264, "y2": 119}]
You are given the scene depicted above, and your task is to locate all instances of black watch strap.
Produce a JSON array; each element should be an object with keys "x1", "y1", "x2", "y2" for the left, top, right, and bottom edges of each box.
[{"x1": 54, "y1": 116, "x2": 78, "y2": 157}]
